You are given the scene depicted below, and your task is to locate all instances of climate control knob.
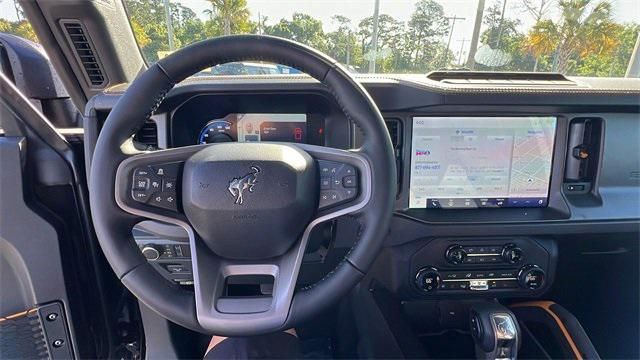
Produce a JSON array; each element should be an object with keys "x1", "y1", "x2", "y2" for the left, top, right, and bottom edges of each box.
[
  {"x1": 502, "y1": 244, "x2": 524, "y2": 264},
  {"x1": 141, "y1": 245, "x2": 160, "y2": 261},
  {"x1": 445, "y1": 245, "x2": 467, "y2": 264},
  {"x1": 415, "y1": 267, "x2": 441, "y2": 292},
  {"x1": 518, "y1": 264, "x2": 545, "y2": 290}
]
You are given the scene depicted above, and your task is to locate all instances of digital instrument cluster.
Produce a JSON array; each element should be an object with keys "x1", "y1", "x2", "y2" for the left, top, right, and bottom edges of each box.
[{"x1": 198, "y1": 113, "x2": 308, "y2": 144}]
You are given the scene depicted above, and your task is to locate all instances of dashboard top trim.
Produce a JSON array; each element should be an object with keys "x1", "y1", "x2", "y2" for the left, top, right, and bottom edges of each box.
[{"x1": 103, "y1": 74, "x2": 640, "y2": 96}]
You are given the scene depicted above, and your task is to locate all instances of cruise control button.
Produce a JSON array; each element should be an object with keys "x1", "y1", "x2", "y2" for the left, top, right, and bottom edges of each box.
[
  {"x1": 132, "y1": 190, "x2": 150, "y2": 203},
  {"x1": 134, "y1": 167, "x2": 151, "y2": 177},
  {"x1": 343, "y1": 175, "x2": 357, "y2": 188},
  {"x1": 133, "y1": 176, "x2": 149, "y2": 190}
]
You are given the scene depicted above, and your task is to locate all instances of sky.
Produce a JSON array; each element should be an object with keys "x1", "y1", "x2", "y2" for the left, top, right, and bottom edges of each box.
[{"x1": 1, "y1": 0, "x2": 639, "y2": 64}]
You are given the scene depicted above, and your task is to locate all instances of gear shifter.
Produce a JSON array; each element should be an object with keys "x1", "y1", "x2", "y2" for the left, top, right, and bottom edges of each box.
[{"x1": 469, "y1": 302, "x2": 520, "y2": 360}]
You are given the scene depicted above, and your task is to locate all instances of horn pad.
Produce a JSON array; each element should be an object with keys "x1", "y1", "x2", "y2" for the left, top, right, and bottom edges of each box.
[{"x1": 182, "y1": 143, "x2": 317, "y2": 259}]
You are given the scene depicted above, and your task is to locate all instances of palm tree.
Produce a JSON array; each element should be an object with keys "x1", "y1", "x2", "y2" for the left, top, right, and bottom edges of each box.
[
  {"x1": 204, "y1": 0, "x2": 250, "y2": 36},
  {"x1": 524, "y1": 0, "x2": 618, "y2": 74}
]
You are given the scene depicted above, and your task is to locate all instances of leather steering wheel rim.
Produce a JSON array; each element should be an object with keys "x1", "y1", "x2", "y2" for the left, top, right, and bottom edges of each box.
[{"x1": 89, "y1": 35, "x2": 396, "y2": 335}]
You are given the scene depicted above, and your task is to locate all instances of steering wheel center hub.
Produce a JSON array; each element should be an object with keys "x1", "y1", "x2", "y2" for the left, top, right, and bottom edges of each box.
[{"x1": 182, "y1": 143, "x2": 317, "y2": 259}]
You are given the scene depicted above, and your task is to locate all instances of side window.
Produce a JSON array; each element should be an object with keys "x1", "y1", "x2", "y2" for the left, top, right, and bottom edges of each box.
[
  {"x1": 0, "y1": 3, "x2": 38, "y2": 43},
  {"x1": 0, "y1": 3, "x2": 37, "y2": 133}
]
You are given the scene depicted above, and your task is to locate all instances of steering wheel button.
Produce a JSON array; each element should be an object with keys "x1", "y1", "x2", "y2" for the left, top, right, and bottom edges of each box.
[
  {"x1": 163, "y1": 179, "x2": 176, "y2": 191},
  {"x1": 343, "y1": 175, "x2": 357, "y2": 188},
  {"x1": 319, "y1": 190, "x2": 344, "y2": 209},
  {"x1": 336, "y1": 164, "x2": 356, "y2": 177},
  {"x1": 132, "y1": 190, "x2": 150, "y2": 203},
  {"x1": 150, "y1": 179, "x2": 162, "y2": 190},
  {"x1": 152, "y1": 162, "x2": 181, "y2": 178},
  {"x1": 133, "y1": 176, "x2": 149, "y2": 190},
  {"x1": 134, "y1": 167, "x2": 151, "y2": 177},
  {"x1": 343, "y1": 188, "x2": 357, "y2": 199},
  {"x1": 320, "y1": 178, "x2": 331, "y2": 190},
  {"x1": 149, "y1": 191, "x2": 178, "y2": 211}
]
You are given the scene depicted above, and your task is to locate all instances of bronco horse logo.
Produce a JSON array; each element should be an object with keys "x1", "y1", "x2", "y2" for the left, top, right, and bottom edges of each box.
[{"x1": 228, "y1": 166, "x2": 260, "y2": 205}]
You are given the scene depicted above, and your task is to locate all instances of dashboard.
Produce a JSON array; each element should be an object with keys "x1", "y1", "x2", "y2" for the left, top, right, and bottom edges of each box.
[{"x1": 84, "y1": 73, "x2": 640, "y2": 297}]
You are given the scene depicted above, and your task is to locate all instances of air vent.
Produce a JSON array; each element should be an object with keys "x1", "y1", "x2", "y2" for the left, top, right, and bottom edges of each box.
[
  {"x1": 385, "y1": 119, "x2": 402, "y2": 193},
  {"x1": 426, "y1": 71, "x2": 577, "y2": 87},
  {"x1": 60, "y1": 20, "x2": 106, "y2": 87},
  {"x1": 134, "y1": 120, "x2": 158, "y2": 149},
  {"x1": 385, "y1": 119, "x2": 401, "y2": 148},
  {"x1": 564, "y1": 117, "x2": 603, "y2": 194}
]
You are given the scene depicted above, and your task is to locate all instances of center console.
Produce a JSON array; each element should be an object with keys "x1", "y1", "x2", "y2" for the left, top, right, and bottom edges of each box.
[{"x1": 411, "y1": 237, "x2": 556, "y2": 298}]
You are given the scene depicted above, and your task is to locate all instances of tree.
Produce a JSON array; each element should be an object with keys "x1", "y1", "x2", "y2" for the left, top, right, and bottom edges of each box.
[
  {"x1": 407, "y1": 0, "x2": 449, "y2": 67},
  {"x1": 524, "y1": 0, "x2": 619, "y2": 74},
  {"x1": 520, "y1": 0, "x2": 554, "y2": 70},
  {"x1": 265, "y1": 13, "x2": 327, "y2": 52},
  {"x1": 126, "y1": 0, "x2": 216, "y2": 61},
  {"x1": 477, "y1": 1, "x2": 535, "y2": 71},
  {"x1": 326, "y1": 15, "x2": 361, "y2": 67},
  {"x1": 0, "y1": 0, "x2": 37, "y2": 42},
  {"x1": 0, "y1": 19, "x2": 37, "y2": 42},
  {"x1": 357, "y1": 14, "x2": 406, "y2": 72},
  {"x1": 575, "y1": 23, "x2": 639, "y2": 76},
  {"x1": 173, "y1": 5, "x2": 206, "y2": 45},
  {"x1": 204, "y1": 0, "x2": 251, "y2": 36},
  {"x1": 521, "y1": 0, "x2": 554, "y2": 22}
]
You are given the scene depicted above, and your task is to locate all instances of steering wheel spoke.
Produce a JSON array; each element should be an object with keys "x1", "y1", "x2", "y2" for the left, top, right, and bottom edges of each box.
[
  {"x1": 189, "y1": 230, "x2": 306, "y2": 335},
  {"x1": 114, "y1": 144, "x2": 207, "y2": 223}
]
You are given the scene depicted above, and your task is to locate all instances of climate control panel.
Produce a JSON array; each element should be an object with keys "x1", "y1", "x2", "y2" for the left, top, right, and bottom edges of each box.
[
  {"x1": 410, "y1": 237, "x2": 555, "y2": 297},
  {"x1": 444, "y1": 243, "x2": 524, "y2": 265},
  {"x1": 415, "y1": 265, "x2": 546, "y2": 293}
]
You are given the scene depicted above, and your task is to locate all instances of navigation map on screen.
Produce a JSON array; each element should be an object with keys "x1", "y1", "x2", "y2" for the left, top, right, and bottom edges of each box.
[{"x1": 409, "y1": 116, "x2": 557, "y2": 209}]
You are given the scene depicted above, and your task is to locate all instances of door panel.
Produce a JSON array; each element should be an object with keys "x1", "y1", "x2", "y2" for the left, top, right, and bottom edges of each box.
[{"x1": 0, "y1": 135, "x2": 76, "y2": 357}]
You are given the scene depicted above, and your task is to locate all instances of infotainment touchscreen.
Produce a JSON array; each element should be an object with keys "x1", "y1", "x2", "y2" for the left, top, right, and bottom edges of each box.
[{"x1": 409, "y1": 116, "x2": 557, "y2": 209}]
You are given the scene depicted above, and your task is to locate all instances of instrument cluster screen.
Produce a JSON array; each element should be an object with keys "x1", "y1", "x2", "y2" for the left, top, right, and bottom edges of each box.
[
  {"x1": 199, "y1": 113, "x2": 307, "y2": 144},
  {"x1": 409, "y1": 116, "x2": 557, "y2": 209}
]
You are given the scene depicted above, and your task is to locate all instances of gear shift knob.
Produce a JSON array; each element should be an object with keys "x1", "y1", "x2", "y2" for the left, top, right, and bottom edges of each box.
[{"x1": 470, "y1": 303, "x2": 520, "y2": 360}]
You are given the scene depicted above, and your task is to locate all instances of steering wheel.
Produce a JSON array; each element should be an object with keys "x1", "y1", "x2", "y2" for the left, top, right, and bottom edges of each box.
[{"x1": 89, "y1": 35, "x2": 396, "y2": 336}]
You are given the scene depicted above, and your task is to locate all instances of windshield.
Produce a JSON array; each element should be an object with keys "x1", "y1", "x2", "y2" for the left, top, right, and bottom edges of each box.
[{"x1": 122, "y1": 0, "x2": 639, "y2": 77}]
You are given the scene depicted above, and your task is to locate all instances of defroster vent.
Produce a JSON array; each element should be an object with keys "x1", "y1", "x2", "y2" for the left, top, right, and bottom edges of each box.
[{"x1": 60, "y1": 20, "x2": 106, "y2": 87}]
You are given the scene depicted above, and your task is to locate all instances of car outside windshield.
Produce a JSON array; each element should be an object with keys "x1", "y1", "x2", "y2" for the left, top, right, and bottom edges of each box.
[{"x1": 131, "y1": 0, "x2": 637, "y2": 77}]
